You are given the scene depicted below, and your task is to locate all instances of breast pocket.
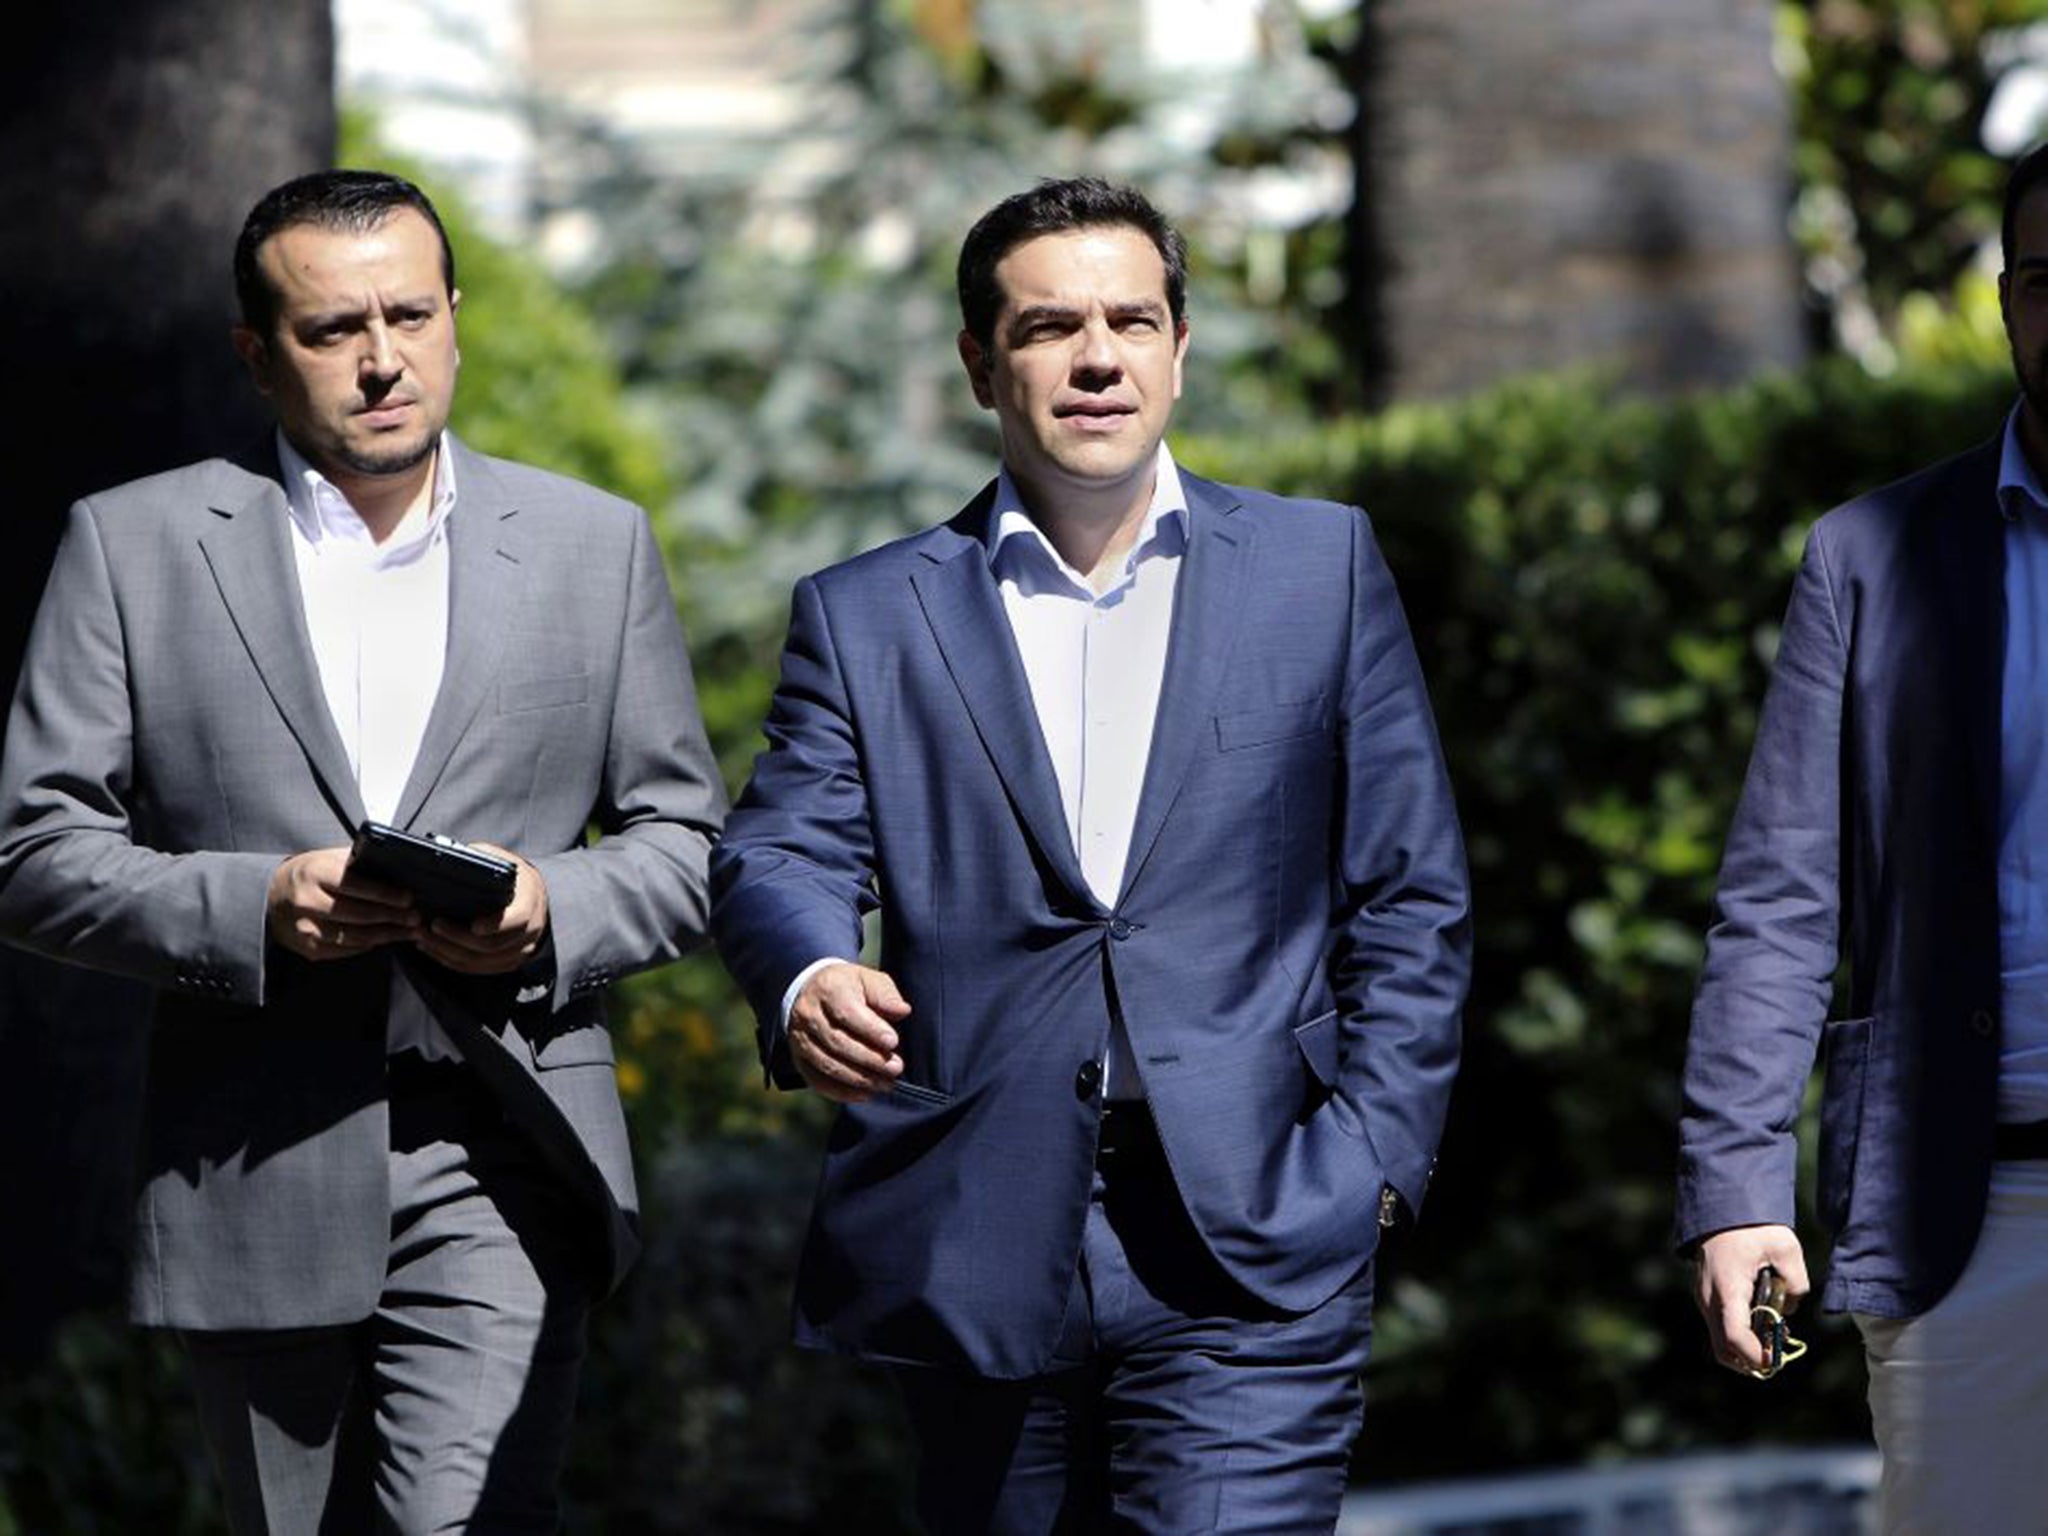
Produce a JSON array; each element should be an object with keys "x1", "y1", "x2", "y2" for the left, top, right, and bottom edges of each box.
[
  {"x1": 1214, "y1": 695, "x2": 1331, "y2": 753},
  {"x1": 499, "y1": 672, "x2": 590, "y2": 714}
]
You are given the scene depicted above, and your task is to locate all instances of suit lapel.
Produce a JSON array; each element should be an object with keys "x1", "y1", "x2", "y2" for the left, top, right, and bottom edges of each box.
[
  {"x1": 1933, "y1": 444, "x2": 2006, "y2": 864},
  {"x1": 1118, "y1": 475, "x2": 1250, "y2": 899},
  {"x1": 393, "y1": 439, "x2": 528, "y2": 828},
  {"x1": 198, "y1": 446, "x2": 367, "y2": 829},
  {"x1": 910, "y1": 488, "x2": 1098, "y2": 910}
]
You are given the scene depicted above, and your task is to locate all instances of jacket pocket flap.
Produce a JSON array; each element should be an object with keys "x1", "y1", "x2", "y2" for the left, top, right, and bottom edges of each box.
[
  {"x1": 527, "y1": 1022, "x2": 616, "y2": 1070},
  {"x1": 1215, "y1": 696, "x2": 1330, "y2": 752},
  {"x1": 500, "y1": 672, "x2": 590, "y2": 713}
]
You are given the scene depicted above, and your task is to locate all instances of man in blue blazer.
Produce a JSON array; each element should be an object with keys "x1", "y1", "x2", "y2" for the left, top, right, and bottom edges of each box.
[
  {"x1": 1679, "y1": 144, "x2": 2048, "y2": 1528},
  {"x1": 713, "y1": 179, "x2": 1469, "y2": 1533}
]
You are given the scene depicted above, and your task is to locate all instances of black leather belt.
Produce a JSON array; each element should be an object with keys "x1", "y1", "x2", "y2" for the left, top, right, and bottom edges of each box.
[
  {"x1": 1994, "y1": 1119, "x2": 2048, "y2": 1160},
  {"x1": 1096, "y1": 1101, "x2": 1159, "y2": 1162}
]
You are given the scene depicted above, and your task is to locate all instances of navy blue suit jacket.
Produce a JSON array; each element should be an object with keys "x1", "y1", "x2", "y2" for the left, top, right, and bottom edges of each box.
[
  {"x1": 713, "y1": 472, "x2": 1469, "y2": 1376},
  {"x1": 1677, "y1": 438, "x2": 2006, "y2": 1318}
]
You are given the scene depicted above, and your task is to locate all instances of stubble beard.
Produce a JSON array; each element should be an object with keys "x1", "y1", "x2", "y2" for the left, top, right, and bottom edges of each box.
[{"x1": 331, "y1": 428, "x2": 439, "y2": 481}]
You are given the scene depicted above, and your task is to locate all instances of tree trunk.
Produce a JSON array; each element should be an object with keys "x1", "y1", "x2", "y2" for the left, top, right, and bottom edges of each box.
[
  {"x1": 0, "y1": 0, "x2": 334, "y2": 1363},
  {"x1": 1354, "y1": 0, "x2": 1805, "y2": 402}
]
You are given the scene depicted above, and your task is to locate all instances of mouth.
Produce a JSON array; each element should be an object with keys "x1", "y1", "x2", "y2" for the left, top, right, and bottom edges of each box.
[
  {"x1": 354, "y1": 399, "x2": 416, "y2": 427},
  {"x1": 1054, "y1": 402, "x2": 1135, "y2": 431}
]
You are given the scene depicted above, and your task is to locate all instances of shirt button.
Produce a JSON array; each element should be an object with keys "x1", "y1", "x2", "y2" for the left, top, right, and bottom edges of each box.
[
  {"x1": 1972, "y1": 1009, "x2": 1997, "y2": 1037},
  {"x1": 1075, "y1": 1060, "x2": 1103, "y2": 1100},
  {"x1": 1109, "y1": 918, "x2": 1133, "y2": 941}
]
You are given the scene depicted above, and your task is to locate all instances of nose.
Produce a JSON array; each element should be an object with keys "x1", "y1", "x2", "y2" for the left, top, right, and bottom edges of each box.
[
  {"x1": 359, "y1": 320, "x2": 402, "y2": 386},
  {"x1": 1072, "y1": 319, "x2": 1121, "y2": 383}
]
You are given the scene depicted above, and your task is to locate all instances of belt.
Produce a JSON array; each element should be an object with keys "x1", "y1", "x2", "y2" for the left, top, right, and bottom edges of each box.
[
  {"x1": 1994, "y1": 1119, "x2": 2048, "y2": 1160},
  {"x1": 1096, "y1": 1101, "x2": 1160, "y2": 1162}
]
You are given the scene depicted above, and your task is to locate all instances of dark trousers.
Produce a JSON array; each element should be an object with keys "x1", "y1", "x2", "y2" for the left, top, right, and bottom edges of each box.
[
  {"x1": 182, "y1": 1059, "x2": 595, "y2": 1535},
  {"x1": 896, "y1": 1109, "x2": 1375, "y2": 1536}
]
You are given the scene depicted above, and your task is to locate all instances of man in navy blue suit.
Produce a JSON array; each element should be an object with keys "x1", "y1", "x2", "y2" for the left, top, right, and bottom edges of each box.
[
  {"x1": 713, "y1": 178, "x2": 1469, "y2": 1534},
  {"x1": 1679, "y1": 144, "x2": 2048, "y2": 1530}
]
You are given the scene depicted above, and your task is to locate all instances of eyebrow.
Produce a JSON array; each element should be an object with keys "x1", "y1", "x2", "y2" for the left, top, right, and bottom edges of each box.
[
  {"x1": 1008, "y1": 303, "x2": 1081, "y2": 332},
  {"x1": 296, "y1": 293, "x2": 442, "y2": 327},
  {"x1": 1006, "y1": 297, "x2": 1169, "y2": 331}
]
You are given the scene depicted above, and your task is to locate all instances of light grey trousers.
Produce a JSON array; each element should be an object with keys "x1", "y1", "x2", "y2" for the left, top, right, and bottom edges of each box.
[
  {"x1": 182, "y1": 1067, "x2": 596, "y2": 1535},
  {"x1": 1855, "y1": 1159, "x2": 2048, "y2": 1536}
]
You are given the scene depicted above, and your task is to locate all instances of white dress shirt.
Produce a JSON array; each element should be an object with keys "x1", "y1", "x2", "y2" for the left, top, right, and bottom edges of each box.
[
  {"x1": 278, "y1": 431, "x2": 456, "y2": 1058},
  {"x1": 786, "y1": 443, "x2": 1187, "y2": 1099}
]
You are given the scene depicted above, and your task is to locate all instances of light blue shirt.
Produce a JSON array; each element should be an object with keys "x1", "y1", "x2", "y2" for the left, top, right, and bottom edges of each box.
[{"x1": 1996, "y1": 405, "x2": 2048, "y2": 1119}]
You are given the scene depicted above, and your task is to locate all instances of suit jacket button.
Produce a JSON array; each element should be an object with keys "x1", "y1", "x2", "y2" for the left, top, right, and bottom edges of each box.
[
  {"x1": 1108, "y1": 918, "x2": 1133, "y2": 941},
  {"x1": 1075, "y1": 1060, "x2": 1103, "y2": 1100},
  {"x1": 1972, "y1": 1009, "x2": 1997, "y2": 1037}
]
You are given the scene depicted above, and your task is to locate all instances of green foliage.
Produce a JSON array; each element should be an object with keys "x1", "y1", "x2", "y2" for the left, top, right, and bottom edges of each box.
[
  {"x1": 563, "y1": 1132, "x2": 916, "y2": 1534},
  {"x1": 0, "y1": 1324, "x2": 212, "y2": 1536},
  {"x1": 1181, "y1": 356, "x2": 2014, "y2": 1475},
  {"x1": 1781, "y1": 0, "x2": 2048, "y2": 350}
]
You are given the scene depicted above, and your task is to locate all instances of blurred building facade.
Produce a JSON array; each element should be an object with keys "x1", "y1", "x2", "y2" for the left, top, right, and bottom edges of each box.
[{"x1": 339, "y1": 0, "x2": 1343, "y2": 233}]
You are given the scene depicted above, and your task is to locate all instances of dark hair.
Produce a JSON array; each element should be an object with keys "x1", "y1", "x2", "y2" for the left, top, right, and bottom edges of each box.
[
  {"x1": 233, "y1": 169, "x2": 455, "y2": 334},
  {"x1": 956, "y1": 177, "x2": 1188, "y2": 348},
  {"x1": 2005, "y1": 142, "x2": 2048, "y2": 270}
]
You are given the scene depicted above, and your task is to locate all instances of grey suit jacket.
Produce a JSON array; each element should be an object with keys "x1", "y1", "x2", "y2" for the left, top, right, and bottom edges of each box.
[{"x1": 0, "y1": 435, "x2": 726, "y2": 1329}]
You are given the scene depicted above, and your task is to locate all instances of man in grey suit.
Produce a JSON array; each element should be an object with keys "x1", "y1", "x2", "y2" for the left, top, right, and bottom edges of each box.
[{"x1": 0, "y1": 170, "x2": 725, "y2": 1532}]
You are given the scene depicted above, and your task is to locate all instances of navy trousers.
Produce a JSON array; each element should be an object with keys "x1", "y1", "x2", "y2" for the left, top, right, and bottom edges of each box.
[{"x1": 896, "y1": 1110, "x2": 1375, "y2": 1535}]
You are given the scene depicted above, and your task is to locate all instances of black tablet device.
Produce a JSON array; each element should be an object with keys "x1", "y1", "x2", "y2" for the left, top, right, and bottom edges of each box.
[{"x1": 347, "y1": 821, "x2": 517, "y2": 922}]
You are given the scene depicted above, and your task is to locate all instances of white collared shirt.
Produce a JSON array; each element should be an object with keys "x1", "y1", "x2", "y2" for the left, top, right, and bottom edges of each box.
[
  {"x1": 278, "y1": 430, "x2": 455, "y2": 1059},
  {"x1": 986, "y1": 444, "x2": 1186, "y2": 916},
  {"x1": 784, "y1": 443, "x2": 1188, "y2": 1099},
  {"x1": 278, "y1": 432, "x2": 454, "y2": 825}
]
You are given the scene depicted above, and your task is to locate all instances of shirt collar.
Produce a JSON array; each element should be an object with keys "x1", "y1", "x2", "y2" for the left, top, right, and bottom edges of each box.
[
  {"x1": 1999, "y1": 402, "x2": 2048, "y2": 523},
  {"x1": 277, "y1": 429, "x2": 456, "y2": 560},
  {"x1": 985, "y1": 442, "x2": 1189, "y2": 590}
]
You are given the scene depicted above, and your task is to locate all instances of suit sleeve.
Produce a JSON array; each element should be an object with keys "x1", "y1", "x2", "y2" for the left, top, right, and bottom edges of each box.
[
  {"x1": 0, "y1": 501, "x2": 277, "y2": 1000},
  {"x1": 530, "y1": 508, "x2": 727, "y2": 1010},
  {"x1": 1674, "y1": 527, "x2": 1846, "y2": 1247},
  {"x1": 1326, "y1": 511, "x2": 1472, "y2": 1220},
  {"x1": 709, "y1": 574, "x2": 877, "y2": 1087}
]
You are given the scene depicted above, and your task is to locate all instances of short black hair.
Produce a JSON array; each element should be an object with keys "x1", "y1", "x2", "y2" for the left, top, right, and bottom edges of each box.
[
  {"x1": 956, "y1": 177, "x2": 1188, "y2": 348},
  {"x1": 2004, "y1": 142, "x2": 2048, "y2": 270},
  {"x1": 234, "y1": 169, "x2": 455, "y2": 335}
]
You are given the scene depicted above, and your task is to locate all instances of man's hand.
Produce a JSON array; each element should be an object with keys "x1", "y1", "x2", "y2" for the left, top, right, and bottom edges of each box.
[
  {"x1": 789, "y1": 962, "x2": 909, "y2": 1102},
  {"x1": 1695, "y1": 1223, "x2": 1810, "y2": 1374},
  {"x1": 267, "y1": 847, "x2": 419, "y2": 960},
  {"x1": 413, "y1": 843, "x2": 549, "y2": 976}
]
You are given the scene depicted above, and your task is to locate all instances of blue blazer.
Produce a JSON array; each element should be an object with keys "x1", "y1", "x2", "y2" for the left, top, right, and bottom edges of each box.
[
  {"x1": 713, "y1": 473, "x2": 1470, "y2": 1376},
  {"x1": 1677, "y1": 438, "x2": 2005, "y2": 1319}
]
